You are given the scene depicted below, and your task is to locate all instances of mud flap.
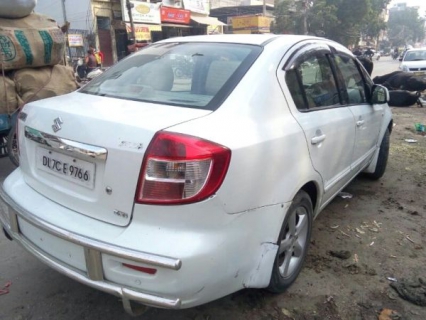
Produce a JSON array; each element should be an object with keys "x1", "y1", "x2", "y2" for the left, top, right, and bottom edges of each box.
[
  {"x1": 363, "y1": 145, "x2": 380, "y2": 174},
  {"x1": 243, "y1": 242, "x2": 278, "y2": 288}
]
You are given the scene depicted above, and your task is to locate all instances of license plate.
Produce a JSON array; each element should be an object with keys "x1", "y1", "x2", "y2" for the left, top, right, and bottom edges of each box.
[
  {"x1": 413, "y1": 71, "x2": 425, "y2": 76},
  {"x1": 36, "y1": 148, "x2": 96, "y2": 189}
]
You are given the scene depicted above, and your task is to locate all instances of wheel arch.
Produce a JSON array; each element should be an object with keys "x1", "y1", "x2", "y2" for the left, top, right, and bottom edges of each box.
[{"x1": 300, "y1": 181, "x2": 319, "y2": 215}]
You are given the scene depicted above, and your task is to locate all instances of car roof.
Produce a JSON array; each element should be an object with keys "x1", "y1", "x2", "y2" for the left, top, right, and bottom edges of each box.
[
  {"x1": 406, "y1": 48, "x2": 426, "y2": 52},
  {"x1": 159, "y1": 34, "x2": 324, "y2": 47}
]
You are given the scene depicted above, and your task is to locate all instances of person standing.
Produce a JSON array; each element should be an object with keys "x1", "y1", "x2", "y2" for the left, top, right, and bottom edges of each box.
[
  {"x1": 85, "y1": 49, "x2": 97, "y2": 76},
  {"x1": 95, "y1": 49, "x2": 104, "y2": 68}
]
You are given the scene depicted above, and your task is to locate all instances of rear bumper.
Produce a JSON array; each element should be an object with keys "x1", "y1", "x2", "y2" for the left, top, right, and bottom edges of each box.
[
  {"x1": 0, "y1": 183, "x2": 181, "y2": 316},
  {"x1": 0, "y1": 169, "x2": 286, "y2": 315}
]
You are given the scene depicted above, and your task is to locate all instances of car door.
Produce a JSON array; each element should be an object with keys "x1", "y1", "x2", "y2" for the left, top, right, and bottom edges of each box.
[
  {"x1": 280, "y1": 44, "x2": 356, "y2": 204},
  {"x1": 331, "y1": 54, "x2": 383, "y2": 173}
]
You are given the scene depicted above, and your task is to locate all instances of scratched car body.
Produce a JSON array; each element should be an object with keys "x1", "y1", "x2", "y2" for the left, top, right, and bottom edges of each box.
[{"x1": 0, "y1": 34, "x2": 392, "y2": 315}]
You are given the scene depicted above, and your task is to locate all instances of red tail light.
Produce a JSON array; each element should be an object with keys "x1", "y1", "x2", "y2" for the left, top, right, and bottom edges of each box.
[{"x1": 136, "y1": 132, "x2": 231, "y2": 205}]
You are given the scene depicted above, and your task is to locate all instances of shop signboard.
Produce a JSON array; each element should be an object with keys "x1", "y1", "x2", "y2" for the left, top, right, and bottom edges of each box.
[
  {"x1": 182, "y1": 0, "x2": 209, "y2": 15},
  {"x1": 122, "y1": 0, "x2": 161, "y2": 24},
  {"x1": 161, "y1": 7, "x2": 190, "y2": 24},
  {"x1": 126, "y1": 23, "x2": 151, "y2": 41},
  {"x1": 232, "y1": 15, "x2": 272, "y2": 33},
  {"x1": 68, "y1": 34, "x2": 84, "y2": 47}
]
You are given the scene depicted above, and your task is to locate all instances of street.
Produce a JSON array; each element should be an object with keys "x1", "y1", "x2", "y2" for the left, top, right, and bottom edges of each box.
[{"x1": 1, "y1": 55, "x2": 426, "y2": 320}]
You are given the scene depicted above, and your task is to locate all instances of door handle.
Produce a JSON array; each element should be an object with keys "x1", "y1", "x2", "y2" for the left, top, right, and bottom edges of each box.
[
  {"x1": 311, "y1": 134, "x2": 326, "y2": 145},
  {"x1": 356, "y1": 120, "x2": 365, "y2": 127}
]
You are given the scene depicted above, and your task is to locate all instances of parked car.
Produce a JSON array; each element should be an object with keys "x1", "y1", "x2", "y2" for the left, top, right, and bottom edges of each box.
[
  {"x1": 399, "y1": 47, "x2": 426, "y2": 103},
  {"x1": 0, "y1": 34, "x2": 392, "y2": 316}
]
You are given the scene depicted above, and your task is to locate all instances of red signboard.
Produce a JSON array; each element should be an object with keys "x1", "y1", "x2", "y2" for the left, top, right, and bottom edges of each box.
[{"x1": 161, "y1": 7, "x2": 190, "y2": 25}]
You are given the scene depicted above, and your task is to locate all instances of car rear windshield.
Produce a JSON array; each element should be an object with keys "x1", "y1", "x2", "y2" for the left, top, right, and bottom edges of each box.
[{"x1": 80, "y1": 42, "x2": 262, "y2": 110}]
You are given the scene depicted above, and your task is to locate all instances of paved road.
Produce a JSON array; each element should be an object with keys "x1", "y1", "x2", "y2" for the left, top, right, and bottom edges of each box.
[
  {"x1": 371, "y1": 55, "x2": 400, "y2": 78},
  {"x1": 0, "y1": 57, "x2": 401, "y2": 320}
]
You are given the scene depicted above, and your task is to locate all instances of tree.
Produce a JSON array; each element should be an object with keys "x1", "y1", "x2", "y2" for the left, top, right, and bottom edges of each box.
[
  {"x1": 272, "y1": 0, "x2": 390, "y2": 47},
  {"x1": 388, "y1": 7, "x2": 425, "y2": 47},
  {"x1": 271, "y1": 0, "x2": 308, "y2": 34}
]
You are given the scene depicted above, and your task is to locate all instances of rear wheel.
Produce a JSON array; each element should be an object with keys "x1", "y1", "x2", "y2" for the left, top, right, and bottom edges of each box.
[
  {"x1": 7, "y1": 124, "x2": 19, "y2": 167},
  {"x1": 365, "y1": 128, "x2": 389, "y2": 180},
  {"x1": 267, "y1": 190, "x2": 313, "y2": 293},
  {"x1": 0, "y1": 135, "x2": 8, "y2": 158}
]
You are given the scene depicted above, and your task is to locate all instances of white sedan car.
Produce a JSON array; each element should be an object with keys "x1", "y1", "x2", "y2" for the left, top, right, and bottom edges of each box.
[
  {"x1": 0, "y1": 35, "x2": 392, "y2": 315},
  {"x1": 399, "y1": 47, "x2": 426, "y2": 103}
]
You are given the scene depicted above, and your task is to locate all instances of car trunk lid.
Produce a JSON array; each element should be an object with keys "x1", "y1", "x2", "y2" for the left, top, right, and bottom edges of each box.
[{"x1": 18, "y1": 92, "x2": 210, "y2": 226}]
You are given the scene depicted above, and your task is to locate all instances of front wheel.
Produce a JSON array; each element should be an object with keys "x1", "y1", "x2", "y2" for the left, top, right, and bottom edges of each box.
[
  {"x1": 267, "y1": 190, "x2": 313, "y2": 293},
  {"x1": 7, "y1": 124, "x2": 19, "y2": 167}
]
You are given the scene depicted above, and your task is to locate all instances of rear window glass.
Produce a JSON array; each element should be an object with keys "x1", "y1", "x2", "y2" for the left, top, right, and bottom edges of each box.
[{"x1": 80, "y1": 42, "x2": 262, "y2": 110}]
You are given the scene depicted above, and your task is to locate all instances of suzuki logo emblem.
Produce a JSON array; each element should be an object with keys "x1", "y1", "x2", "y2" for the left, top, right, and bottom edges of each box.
[{"x1": 52, "y1": 117, "x2": 63, "y2": 132}]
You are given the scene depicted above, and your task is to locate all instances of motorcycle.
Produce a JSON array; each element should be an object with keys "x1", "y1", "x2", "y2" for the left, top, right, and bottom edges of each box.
[
  {"x1": 392, "y1": 52, "x2": 399, "y2": 60},
  {"x1": 74, "y1": 57, "x2": 103, "y2": 87}
]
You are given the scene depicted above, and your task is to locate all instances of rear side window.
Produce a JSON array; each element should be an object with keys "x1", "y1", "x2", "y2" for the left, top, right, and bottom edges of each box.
[
  {"x1": 333, "y1": 55, "x2": 367, "y2": 104},
  {"x1": 286, "y1": 54, "x2": 339, "y2": 110},
  {"x1": 80, "y1": 42, "x2": 261, "y2": 110}
]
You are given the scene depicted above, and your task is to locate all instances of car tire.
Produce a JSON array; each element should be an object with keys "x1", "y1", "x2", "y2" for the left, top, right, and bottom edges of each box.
[
  {"x1": 365, "y1": 128, "x2": 389, "y2": 180},
  {"x1": 7, "y1": 123, "x2": 19, "y2": 167},
  {"x1": 267, "y1": 190, "x2": 313, "y2": 293}
]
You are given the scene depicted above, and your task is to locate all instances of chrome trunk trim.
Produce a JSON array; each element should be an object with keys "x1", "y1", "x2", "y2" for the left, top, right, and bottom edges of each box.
[{"x1": 24, "y1": 126, "x2": 108, "y2": 160}]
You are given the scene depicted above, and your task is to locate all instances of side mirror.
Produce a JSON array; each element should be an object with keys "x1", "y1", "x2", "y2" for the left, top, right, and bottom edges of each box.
[{"x1": 371, "y1": 84, "x2": 389, "y2": 104}]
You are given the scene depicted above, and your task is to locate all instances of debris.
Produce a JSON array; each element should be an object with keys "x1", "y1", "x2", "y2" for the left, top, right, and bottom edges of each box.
[
  {"x1": 373, "y1": 220, "x2": 382, "y2": 228},
  {"x1": 387, "y1": 289, "x2": 399, "y2": 300},
  {"x1": 353, "y1": 254, "x2": 359, "y2": 263},
  {"x1": 281, "y1": 308, "x2": 292, "y2": 317},
  {"x1": 339, "y1": 230, "x2": 350, "y2": 237},
  {"x1": 344, "y1": 204, "x2": 349, "y2": 208},
  {"x1": 378, "y1": 308, "x2": 402, "y2": 320},
  {"x1": 330, "y1": 225, "x2": 339, "y2": 229},
  {"x1": 0, "y1": 281, "x2": 11, "y2": 296},
  {"x1": 405, "y1": 235, "x2": 415, "y2": 243},
  {"x1": 414, "y1": 123, "x2": 425, "y2": 133},
  {"x1": 355, "y1": 228, "x2": 365, "y2": 234},
  {"x1": 404, "y1": 139, "x2": 418, "y2": 143},
  {"x1": 338, "y1": 192, "x2": 353, "y2": 199},
  {"x1": 328, "y1": 250, "x2": 351, "y2": 260},
  {"x1": 390, "y1": 277, "x2": 426, "y2": 306},
  {"x1": 387, "y1": 277, "x2": 397, "y2": 282},
  {"x1": 355, "y1": 234, "x2": 361, "y2": 239},
  {"x1": 369, "y1": 228, "x2": 379, "y2": 233},
  {"x1": 369, "y1": 241, "x2": 374, "y2": 246},
  {"x1": 389, "y1": 255, "x2": 397, "y2": 259}
]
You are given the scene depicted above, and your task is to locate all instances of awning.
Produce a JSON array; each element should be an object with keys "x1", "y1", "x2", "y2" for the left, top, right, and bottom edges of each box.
[
  {"x1": 161, "y1": 23, "x2": 192, "y2": 28},
  {"x1": 191, "y1": 15, "x2": 226, "y2": 26}
]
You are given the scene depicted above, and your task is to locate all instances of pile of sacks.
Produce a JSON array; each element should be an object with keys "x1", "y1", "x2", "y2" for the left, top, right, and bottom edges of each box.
[{"x1": 0, "y1": 0, "x2": 78, "y2": 115}]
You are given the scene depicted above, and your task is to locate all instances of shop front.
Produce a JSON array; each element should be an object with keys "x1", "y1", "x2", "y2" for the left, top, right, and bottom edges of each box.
[
  {"x1": 190, "y1": 13, "x2": 225, "y2": 35},
  {"x1": 121, "y1": 0, "x2": 162, "y2": 50},
  {"x1": 160, "y1": 7, "x2": 192, "y2": 39}
]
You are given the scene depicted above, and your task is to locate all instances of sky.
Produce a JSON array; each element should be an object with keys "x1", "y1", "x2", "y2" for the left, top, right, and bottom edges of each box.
[{"x1": 390, "y1": 0, "x2": 426, "y2": 16}]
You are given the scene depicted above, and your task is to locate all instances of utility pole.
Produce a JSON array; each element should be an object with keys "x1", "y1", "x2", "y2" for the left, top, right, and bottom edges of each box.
[
  {"x1": 126, "y1": 0, "x2": 136, "y2": 45},
  {"x1": 61, "y1": 0, "x2": 71, "y2": 63},
  {"x1": 302, "y1": 0, "x2": 308, "y2": 35},
  {"x1": 263, "y1": 0, "x2": 266, "y2": 16}
]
